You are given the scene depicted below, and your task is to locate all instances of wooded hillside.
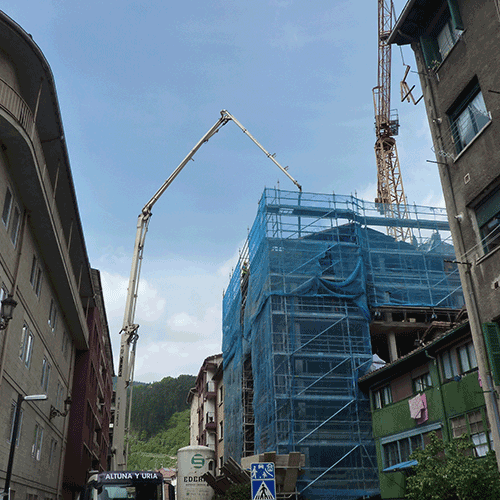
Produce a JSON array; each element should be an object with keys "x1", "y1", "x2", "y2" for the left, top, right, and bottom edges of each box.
[{"x1": 129, "y1": 374, "x2": 196, "y2": 438}]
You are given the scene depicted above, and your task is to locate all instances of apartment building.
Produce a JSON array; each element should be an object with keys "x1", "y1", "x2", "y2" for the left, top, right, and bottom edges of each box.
[
  {"x1": 388, "y1": 0, "x2": 500, "y2": 463},
  {"x1": 0, "y1": 11, "x2": 113, "y2": 500},
  {"x1": 187, "y1": 354, "x2": 224, "y2": 472},
  {"x1": 62, "y1": 269, "x2": 114, "y2": 500},
  {"x1": 359, "y1": 320, "x2": 491, "y2": 498}
]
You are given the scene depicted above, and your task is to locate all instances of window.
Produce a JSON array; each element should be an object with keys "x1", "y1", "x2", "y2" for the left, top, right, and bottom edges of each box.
[
  {"x1": 32, "y1": 423, "x2": 43, "y2": 460},
  {"x1": 8, "y1": 399, "x2": 23, "y2": 445},
  {"x1": 1, "y1": 188, "x2": 21, "y2": 246},
  {"x1": 373, "y1": 385, "x2": 392, "y2": 409},
  {"x1": 476, "y1": 186, "x2": 500, "y2": 255},
  {"x1": 436, "y1": 17, "x2": 462, "y2": 61},
  {"x1": 457, "y1": 342, "x2": 478, "y2": 373},
  {"x1": 55, "y1": 382, "x2": 64, "y2": 410},
  {"x1": 62, "y1": 330, "x2": 71, "y2": 359},
  {"x1": 10, "y1": 206, "x2": 20, "y2": 245},
  {"x1": 441, "y1": 350, "x2": 459, "y2": 380},
  {"x1": 19, "y1": 324, "x2": 34, "y2": 368},
  {"x1": 383, "y1": 434, "x2": 424, "y2": 468},
  {"x1": 420, "y1": 1, "x2": 463, "y2": 68},
  {"x1": 219, "y1": 420, "x2": 224, "y2": 439},
  {"x1": 49, "y1": 439, "x2": 58, "y2": 464},
  {"x1": 29, "y1": 256, "x2": 42, "y2": 296},
  {"x1": 2, "y1": 188, "x2": 12, "y2": 226},
  {"x1": 41, "y1": 357, "x2": 51, "y2": 392},
  {"x1": 413, "y1": 372, "x2": 432, "y2": 393},
  {"x1": 48, "y1": 299, "x2": 57, "y2": 332},
  {"x1": 451, "y1": 409, "x2": 492, "y2": 457},
  {"x1": 482, "y1": 323, "x2": 500, "y2": 385},
  {"x1": 448, "y1": 87, "x2": 490, "y2": 154}
]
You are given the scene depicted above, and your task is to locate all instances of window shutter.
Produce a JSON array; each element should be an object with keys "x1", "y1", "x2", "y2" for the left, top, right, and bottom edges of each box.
[
  {"x1": 482, "y1": 322, "x2": 500, "y2": 385},
  {"x1": 420, "y1": 36, "x2": 441, "y2": 69},
  {"x1": 447, "y1": 0, "x2": 464, "y2": 31}
]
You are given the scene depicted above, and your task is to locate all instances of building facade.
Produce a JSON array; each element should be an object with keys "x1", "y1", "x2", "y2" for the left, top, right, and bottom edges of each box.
[
  {"x1": 222, "y1": 188, "x2": 463, "y2": 500},
  {"x1": 62, "y1": 269, "x2": 114, "y2": 500},
  {"x1": 0, "y1": 11, "x2": 113, "y2": 500},
  {"x1": 359, "y1": 320, "x2": 491, "y2": 499},
  {"x1": 388, "y1": 0, "x2": 500, "y2": 464},
  {"x1": 187, "y1": 354, "x2": 224, "y2": 473}
]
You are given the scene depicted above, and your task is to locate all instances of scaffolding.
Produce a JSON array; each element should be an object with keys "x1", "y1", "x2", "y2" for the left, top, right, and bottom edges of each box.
[{"x1": 222, "y1": 189, "x2": 463, "y2": 500}]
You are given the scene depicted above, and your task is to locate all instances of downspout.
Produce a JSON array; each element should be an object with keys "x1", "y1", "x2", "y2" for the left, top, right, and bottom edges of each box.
[{"x1": 425, "y1": 349, "x2": 450, "y2": 441}]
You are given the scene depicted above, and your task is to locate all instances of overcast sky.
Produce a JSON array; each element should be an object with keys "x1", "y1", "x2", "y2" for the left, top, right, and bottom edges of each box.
[{"x1": 3, "y1": 0, "x2": 445, "y2": 382}]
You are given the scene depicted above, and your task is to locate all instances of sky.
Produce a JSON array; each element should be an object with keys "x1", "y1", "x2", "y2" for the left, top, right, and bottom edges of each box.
[{"x1": 2, "y1": 0, "x2": 446, "y2": 382}]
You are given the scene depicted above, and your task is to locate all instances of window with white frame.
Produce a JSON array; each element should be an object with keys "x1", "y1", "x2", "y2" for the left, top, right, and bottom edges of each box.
[
  {"x1": 440, "y1": 349, "x2": 460, "y2": 380},
  {"x1": 55, "y1": 381, "x2": 64, "y2": 410},
  {"x1": 2, "y1": 187, "x2": 12, "y2": 226},
  {"x1": 436, "y1": 16, "x2": 463, "y2": 61},
  {"x1": 49, "y1": 438, "x2": 58, "y2": 464},
  {"x1": 62, "y1": 330, "x2": 70, "y2": 359},
  {"x1": 19, "y1": 324, "x2": 34, "y2": 369},
  {"x1": 476, "y1": 186, "x2": 500, "y2": 255},
  {"x1": 420, "y1": 0, "x2": 463, "y2": 69},
  {"x1": 373, "y1": 385, "x2": 392, "y2": 409},
  {"x1": 9, "y1": 206, "x2": 20, "y2": 245},
  {"x1": 32, "y1": 423, "x2": 43, "y2": 460},
  {"x1": 413, "y1": 372, "x2": 432, "y2": 393},
  {"x1": 29, "y1": 255, "x2": 42, "y2": 296},
  {"x1": 448, "y1": 84, "x2": 490, "y2": 154},
  {"x1": 48, "y1": 299, "x2": 57, "y2": 332},
  {"x1": 2, "y1": 187, "x2": 21, "y2": 246},
  {"x1": 457, "y1": 342, "x2": 478, "y2": 373},
  {"x1": 450, "y1": 408, "x2": 492, "y2": 457},
  {"x1": 41, "y1": 357, "x2": 51, "y2": 392}
]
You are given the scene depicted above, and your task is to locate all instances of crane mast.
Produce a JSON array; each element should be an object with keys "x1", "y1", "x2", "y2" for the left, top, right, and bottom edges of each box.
[
  {"x1": 112, "y1": 110, "x2": 301, "y2": 470},
  {"x1": 373, "y1": 0, "x2": 411, "y2": 242}
]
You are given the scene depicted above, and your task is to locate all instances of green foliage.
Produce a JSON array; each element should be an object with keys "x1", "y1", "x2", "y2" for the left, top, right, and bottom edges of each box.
[
  {"x1": 405, "y1": 432, "x2": 500, "y2": 500},
  {"x1": 130, "y1": 374, "x2": 195, "y2": 438},
  {"x1": 215, "y1": 483, "x2": 251, "y2": 500},
  {"x1": 127, "y1": 408, "x2": 191, "y2": 470}
]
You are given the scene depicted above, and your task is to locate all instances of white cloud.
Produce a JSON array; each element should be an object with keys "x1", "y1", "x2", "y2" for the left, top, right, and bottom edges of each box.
[{"x1": 100, "y1": 270, "x2": 166, "y2": 324}]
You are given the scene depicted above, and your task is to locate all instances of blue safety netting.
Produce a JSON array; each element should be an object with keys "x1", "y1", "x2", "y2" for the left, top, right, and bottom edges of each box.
[{"x1": 222, "y1": 189, "x2": 463, "y2": 500}]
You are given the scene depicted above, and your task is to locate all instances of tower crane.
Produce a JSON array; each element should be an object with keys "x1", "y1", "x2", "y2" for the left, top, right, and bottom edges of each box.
[
  {"x1": 112, "y1": 110, "x2": 301, "y2": 470},
  {"x1": 373, "y1": 0, "x2": 411, "y2": 242}
]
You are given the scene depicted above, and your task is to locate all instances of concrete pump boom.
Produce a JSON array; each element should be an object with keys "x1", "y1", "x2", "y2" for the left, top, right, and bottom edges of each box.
[{"x1": 112, "y1": 110, "x2": 301, "y2": 470}]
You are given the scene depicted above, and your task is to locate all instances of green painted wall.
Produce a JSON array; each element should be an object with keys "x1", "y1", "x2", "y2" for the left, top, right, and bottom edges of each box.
[{"x1": 370, "y1": 362, "x2": 486, "y2": 499}]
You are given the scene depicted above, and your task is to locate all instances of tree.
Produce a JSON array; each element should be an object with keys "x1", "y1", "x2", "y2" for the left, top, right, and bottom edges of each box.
[{"x1": 405, "y1": 432, "x2": 500, "y2": 500}]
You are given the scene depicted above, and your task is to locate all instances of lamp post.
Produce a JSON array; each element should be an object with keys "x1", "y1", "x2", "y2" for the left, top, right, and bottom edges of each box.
[
  {"x1": 3, "y1": 394, "x2": 47, "y2": 500},
  {"x1": 0, "y1": 294, "x2": 17, "y2": 330}
]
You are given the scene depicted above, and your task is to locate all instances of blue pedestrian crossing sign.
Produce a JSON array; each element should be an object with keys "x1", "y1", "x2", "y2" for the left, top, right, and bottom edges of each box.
[{"x1": 251, "y1": 463, "x2": 276, "y2": 500}]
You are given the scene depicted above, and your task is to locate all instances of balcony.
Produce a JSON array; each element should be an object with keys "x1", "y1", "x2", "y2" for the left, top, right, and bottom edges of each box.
[
  {"x1": 205, "y1": 380, "x2": 216, "y2": 399},
  {"x1": 205, "y1": 412, "x2": 216, "y2": 430}
]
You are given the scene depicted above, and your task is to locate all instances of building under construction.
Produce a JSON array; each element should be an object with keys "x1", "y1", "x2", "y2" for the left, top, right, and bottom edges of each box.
[{"x1": 222, "y1": 188, "x2": 464, "y2": 500}]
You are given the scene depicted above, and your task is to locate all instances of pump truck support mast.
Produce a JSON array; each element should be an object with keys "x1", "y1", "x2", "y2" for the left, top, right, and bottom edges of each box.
[{"x1": 113, "y1": 110, "x2": 301, "y2": 470}]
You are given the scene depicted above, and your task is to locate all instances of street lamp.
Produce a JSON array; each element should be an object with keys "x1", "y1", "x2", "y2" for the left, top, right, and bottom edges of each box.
[
  {"x1": 3, "y1": 394, "x2": 47, "y2": 499},
  {"x1": 0, "y1": 294, "x2": 17, "y2": 330}
]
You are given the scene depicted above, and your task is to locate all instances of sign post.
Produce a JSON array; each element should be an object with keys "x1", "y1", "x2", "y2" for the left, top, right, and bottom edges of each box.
[{"x1": 251, "y1": 463, "x2": 276, "y2": 500}]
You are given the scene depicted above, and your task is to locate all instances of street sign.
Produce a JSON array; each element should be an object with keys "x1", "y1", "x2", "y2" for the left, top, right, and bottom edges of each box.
[{"x1": 251, "y1": 463, "x2": 276, "y2": 500}]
